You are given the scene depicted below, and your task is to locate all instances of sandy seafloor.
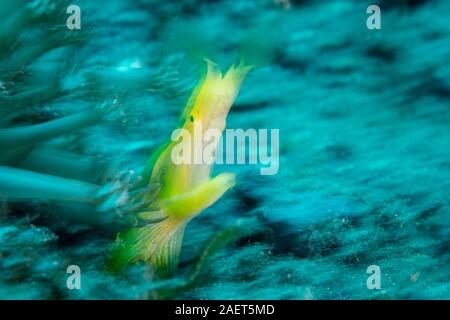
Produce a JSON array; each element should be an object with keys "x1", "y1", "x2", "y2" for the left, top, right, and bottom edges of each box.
[{"x1": 0, "y1": 0, "x2": 449, "y2": 299}]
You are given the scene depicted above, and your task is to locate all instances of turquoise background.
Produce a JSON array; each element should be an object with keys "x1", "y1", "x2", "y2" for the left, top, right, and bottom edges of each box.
[{"x1": 0, "y1": 0, "x2": 449, "y2": 299}]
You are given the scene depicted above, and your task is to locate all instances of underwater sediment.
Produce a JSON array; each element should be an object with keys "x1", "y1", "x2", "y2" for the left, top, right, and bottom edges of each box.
[{"x1": 0, "y1": 0, "x2": 449, "y2": 299}]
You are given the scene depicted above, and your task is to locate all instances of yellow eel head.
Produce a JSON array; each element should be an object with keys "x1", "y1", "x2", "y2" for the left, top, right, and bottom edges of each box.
[
  {"x1": 154, "y1": 60, "x2": 251, "y2": 201},
  {"x1": 183, "y1": 60, "x2": 251, "y2": 134}
]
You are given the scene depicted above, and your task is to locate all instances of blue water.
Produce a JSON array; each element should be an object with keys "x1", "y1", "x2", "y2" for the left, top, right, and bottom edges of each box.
[{"x1": 0, "y1": 0, "x2": 449, "y2": 299}]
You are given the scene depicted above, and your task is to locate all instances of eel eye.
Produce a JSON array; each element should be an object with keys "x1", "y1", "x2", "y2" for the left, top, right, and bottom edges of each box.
[{"x1": 189, "y1": 115, "x2": 194, "y2": 123}]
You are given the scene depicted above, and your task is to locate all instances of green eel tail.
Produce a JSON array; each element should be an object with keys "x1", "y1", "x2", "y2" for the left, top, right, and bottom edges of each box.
[{"x1": 107, "y1": 216, "x2": 186, "y2": 277}]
